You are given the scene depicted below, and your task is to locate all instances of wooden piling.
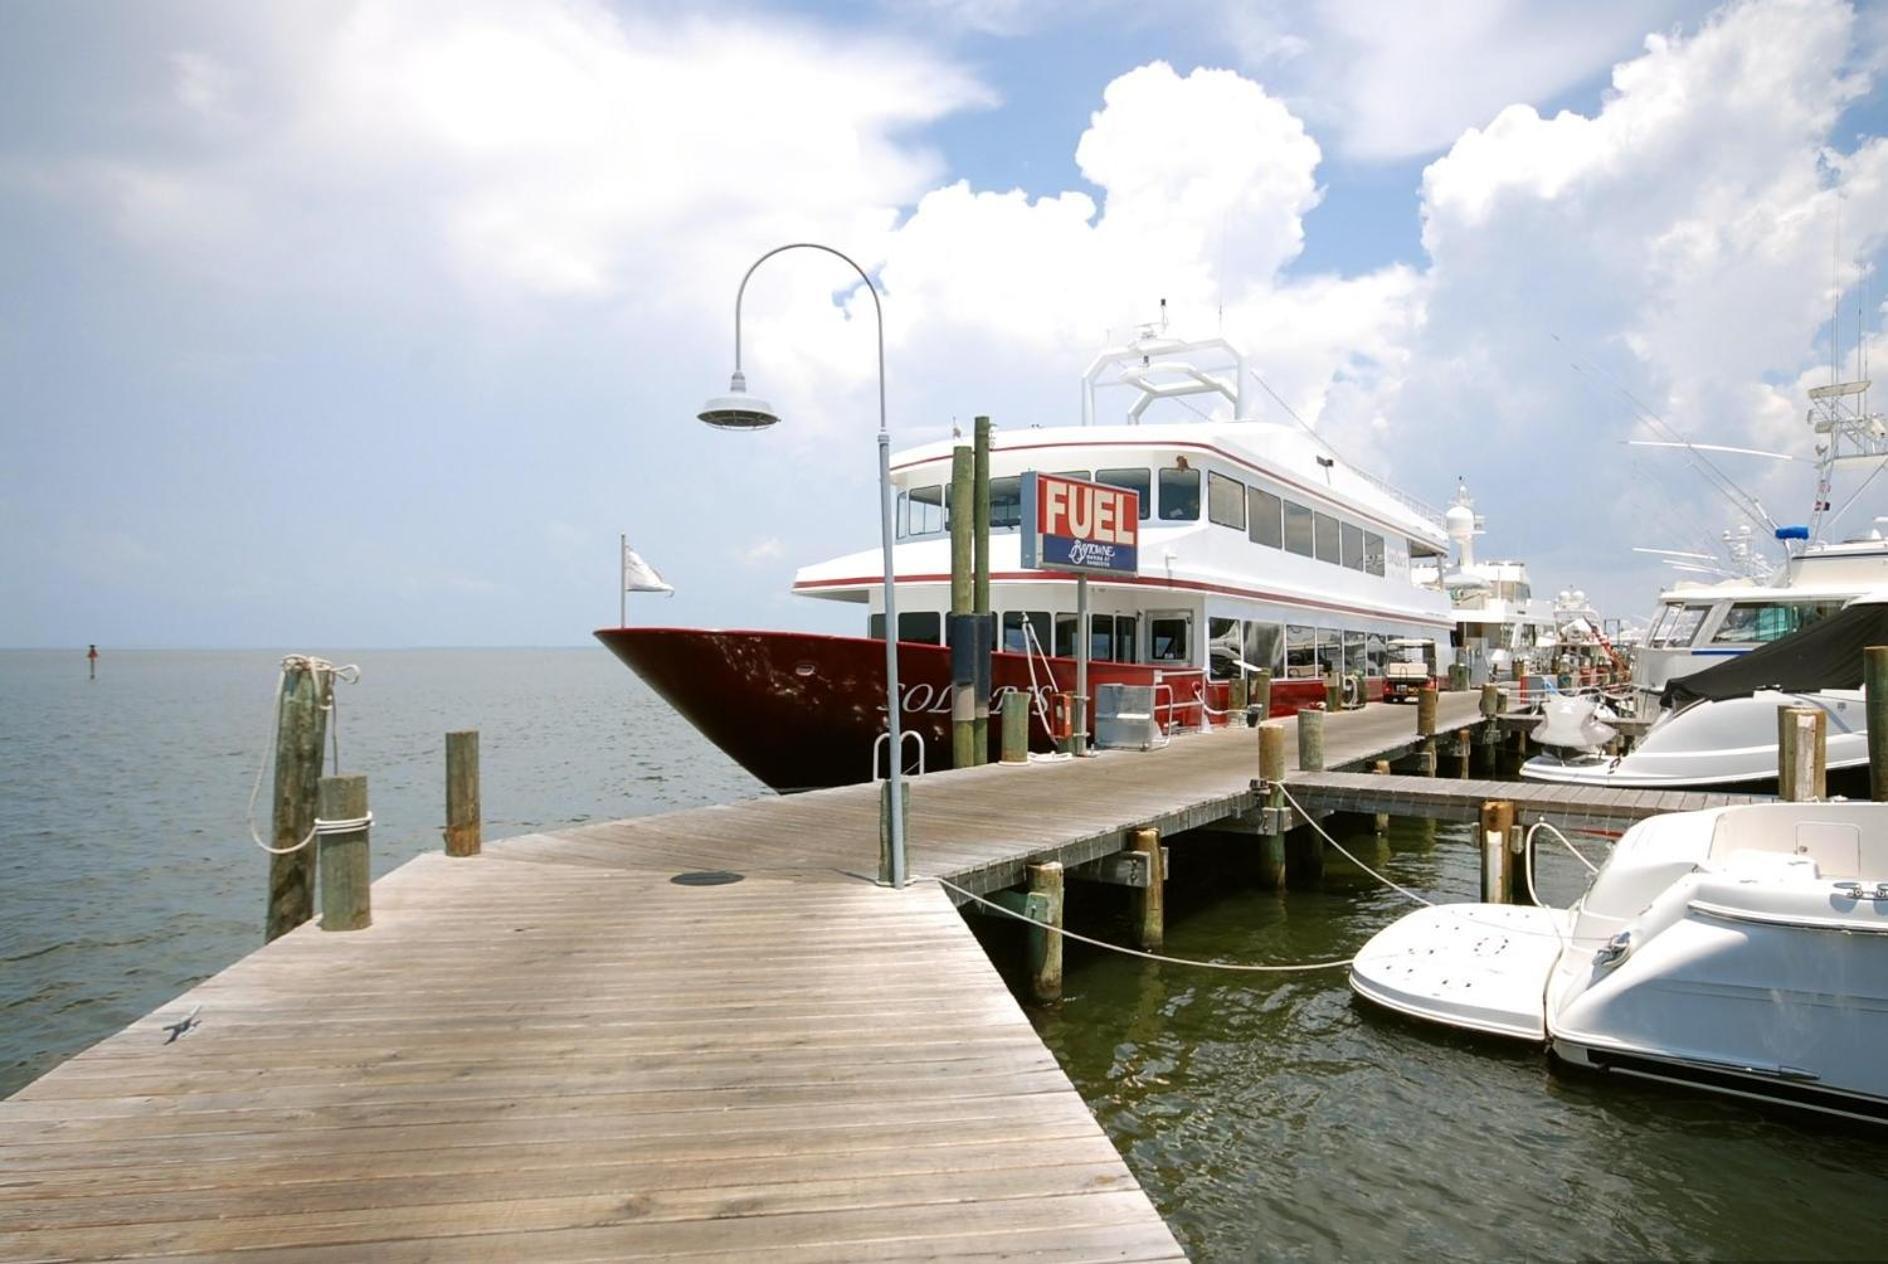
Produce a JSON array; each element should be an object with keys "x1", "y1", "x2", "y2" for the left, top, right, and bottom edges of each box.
[
  {"x1": 1480, "y1": 682, "x2": 1500, "y2": 718},
  {"x1": 316, "y1": 774, "x2": 371, "y2": 932},
  {"x1": 1000, "y1": 691, "x2": 1029, "y2": 764},
  {"x1": 444, "y1": 729, "x2": 480, "y2": 858},
  {"x1": 1373, "y1": 759, "x2": 1391, "y2": 834},
  {"x1": 1479, "y1": 799, "x2": 1516, "y2": 904},
  {"x1": 950, "y1": 445, "x2": 975, "y2": 770},
  {"x1": 1868, "y1": 646, "x2": 1888, "y2": 801},
  {"x1": 1130, "y1": 826, "x2": 1164, "y2": 950},
  {"x1": 1297, "y1": 705, "x2": 1326, "y2": 772},
  {"x1": 1323, "y1": 671, "x2": 1342, "y2": 712},
  {"x1": 1027, "y1": 861, "x2": 1063, "y2": 1003},
  {"x1": 265, "y1": 660, "x2": 334, "y2": 943},
  {"x1": 1778, "y1": 705, "x2": 1827, "y2": 802},
  {"x1": 1229, "y1": 674, "x2": 1249, "y2": 719},
  {"x1": 1251, "y1": 668, "x2": 1273, "y2": 719},
  {"x1": 1456, "y1": 731, "x2": 1472, "y2": 779},
  {"x1": 1257, "y1": 721, "x2": 1287, "y2": 889},
  {"x1": 1416, "y1": 685, "x2": 1438, "y2": 737},
  {"x1": 1508, "y1": 823, "x2": 1529, "y2": 906}
]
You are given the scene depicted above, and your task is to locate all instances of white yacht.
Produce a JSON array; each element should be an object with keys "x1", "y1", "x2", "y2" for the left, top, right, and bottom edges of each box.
[
  {"x1": 1352, "y1": 802, "x2": 1888, "y2": 1123},
  {"x1": 600, "y1": 329, "x2": 1461, "y2": 789}
]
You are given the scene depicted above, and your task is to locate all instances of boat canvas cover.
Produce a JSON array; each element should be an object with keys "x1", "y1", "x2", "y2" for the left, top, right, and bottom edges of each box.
[{"x1": 1662, "y1": 601, "x2": 1888, "y2": 708}]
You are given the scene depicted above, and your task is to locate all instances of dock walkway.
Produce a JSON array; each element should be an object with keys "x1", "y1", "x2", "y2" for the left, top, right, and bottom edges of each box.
[{"x1": 0, "y1": 696, "x2": 1480, "y2": 1262}]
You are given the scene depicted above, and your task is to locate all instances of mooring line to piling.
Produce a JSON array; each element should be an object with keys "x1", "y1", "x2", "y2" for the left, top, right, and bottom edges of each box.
[
  {"x1": 1275, "y1": 783, "x2": 1435, "y2": 908},
  {"x1": 927, "y1": 876, "x2": 1355, "y2": 972},
  {"x1": 247, "y1": 656, "x2": 361, "y2": 855}
]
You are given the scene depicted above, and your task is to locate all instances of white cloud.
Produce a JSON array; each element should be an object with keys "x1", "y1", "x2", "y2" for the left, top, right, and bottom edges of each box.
[{"x1": 738, "y1": 536, "x2": 787, "y2": 565}]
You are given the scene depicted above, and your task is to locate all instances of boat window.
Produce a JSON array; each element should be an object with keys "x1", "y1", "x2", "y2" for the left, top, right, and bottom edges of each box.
[
  {"x1": 1365, "y1": 632, "x2": 1386, "y2": 677},
  {"x1": 1344, "y1": 629, "x2": 1367, "y2": 676},
  {"x1": 1207, "y1": 472, "x2": 1245, "y2": 530},
  {"x1": 1341, "y1": 522, "x2": 1365, "y2": 571},
  {"x1": 1245, "y1": 621, "x2": 1283, "y2": 676},
  {"x1": 1314, "y1": 512, "x2": 1341, "y2": 564},
  {"x1": 1095, "y1": 468, "x2": 1152, "y2": 520},
  {"x1": 989, "y1": 476, "x2": 1022, "y2": 529},
  {"x1": 1158, "y1": 466, "x2": 1201, "y2": 521},
  {"x1": 1316, "y1": 628, "x2": 1343, "y2": 677},
  {"x1": 1644, "y1": 604, "x2": 1674, "y2": 644},
  {"x1": 1709, "y1": 600, "x2": 1846, "y2": 644},
  {"x1": 1112, "y1": 615, "x2": 1138, "y2": 663},
  {"x1": 1286, "y1": 624, "x2": 1317, "y2": 678},
  {"x1": 905, "y1": 485, "x2": 945, "y2": 536},
  {"x1": 1248, "y1": 487, "x2": 1283, "y2": 548},
  {"x1": 1284, "y1": 501, "x2": 1315, "y2": 557},
  {"x1": 1364, "y1": 532, "x2": 1385, "y2": 577},
  {"x1": 1209, "y1": 617, "x2": 1241, "y2": 680},
  {"x1": 1089, "y1": 615, "x2": 1115, "y2": 663},
  {"x1": 1054, "y1": 613, "x2": 1078, "y2": 657},
  {"x1": 1652, "y1": 605, "x2": 1711, "y2": 647},
  {"x1": 1001, "y1": 610, "x2": 1051, "y2": 654},
  {"x1": 1149, "y1": 616, "x2": 1190, "y2": 662},
  {"x1": 1052, "y1": 469, "x2": 1092, "y2": 482},
  {"x1": 868, "y1": 611, "x2": 943, "y2": 644}
]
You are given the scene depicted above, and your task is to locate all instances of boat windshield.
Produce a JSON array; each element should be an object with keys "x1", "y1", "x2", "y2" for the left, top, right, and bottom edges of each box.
[
  {"x1": 1650, "y1": 604, "x2": 1711, "y2": 647},
  {"x1": 1707, "y1": 600, "x2": 1845, "y2": 644}
]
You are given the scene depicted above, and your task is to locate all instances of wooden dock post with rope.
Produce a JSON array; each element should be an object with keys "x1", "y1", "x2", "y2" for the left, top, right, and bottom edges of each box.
[
  {"x1": 316, "y1": 774, "x2": 372, "y2": 931},
  {"x1": 263, "y1": 658, "x2": 335, "y2": 943},
  {"x1": 1258, "y1": 721, "x2": 1289, "y2": 890}
]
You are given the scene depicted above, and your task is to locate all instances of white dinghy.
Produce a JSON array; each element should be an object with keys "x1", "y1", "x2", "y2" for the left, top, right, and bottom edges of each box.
[{"x1": 1351, "y1": 802, "x2": 1888, "y2": 1123}]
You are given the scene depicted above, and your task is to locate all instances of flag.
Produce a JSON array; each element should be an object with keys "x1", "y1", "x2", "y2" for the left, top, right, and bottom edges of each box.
[{"x1": 624, "y1": 543, "x2": 674, "y2": 595}]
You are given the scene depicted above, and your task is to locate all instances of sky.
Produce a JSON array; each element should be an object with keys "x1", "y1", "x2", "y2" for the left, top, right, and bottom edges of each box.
[{"x1": 3, "y1": 0, "x2": 1888, "y2": 647}]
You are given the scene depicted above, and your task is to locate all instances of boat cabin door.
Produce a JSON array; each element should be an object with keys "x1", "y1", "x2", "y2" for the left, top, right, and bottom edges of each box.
[{"x1": 1146, "y1": 610, "x2": 1193, "y2": 667}]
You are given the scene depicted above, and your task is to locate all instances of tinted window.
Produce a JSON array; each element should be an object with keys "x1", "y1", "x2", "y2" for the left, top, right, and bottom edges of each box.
[
  {"x1": 1158, "y1": 467, "x2": 1201, "y2": 521},
  {"x1": 1113, "y1": 615, "x2": 1138, "y2": 663},
  {"x1": 1150, "y1": 617, "x2": 1189, "y2": 662},
  {"x1": 1711, "y1": 600, "x2": 1844, "y2": 644},
  {"x1": 1245, "y1": 621, "x2": 1283, "y2": 675},
  {"x1": 868, "y1": 612, "x2": 942, "y2": 643},
  {"x1": 1209, "y1": 617, "x2": 1241, "y2": 680},
  {"x1": 1054, "y1": 613, "x2": 1079, "y2": 657},
  {"x1": 989, "y1": 476, "x2": 1022, "y2": 529},
  {"x1": 1096, "y1": 468, "x2": 1152, "y2": 521},
  {"x1": 1341, "y1": 522, "x2": 1365, "y2": 571},
  {"x1": 1316, "y1": 628, "x2": 1342, "y2": 676},
  {"x1": 1286, "y1": 624, "x2": 1317, "y2": 678},
  {"x1": 1001, "y1": 610, "x2": 1051, "y2": 654},
  {"x1": 1314, "y1": 512, "x2": 1341, "y2": 564},
  {"x1": 1248, "y1": 487, "x2": 1283, "y2": 548},
  {"x1": 1207, "y1": 472, "x2": 1245, "y2": 529},
  {"x1": 1052, "y1": 469, "x2": 1092, "y2": 482},
  {"x1": 1284, "y1": 501, "x2": 1315, "y2": 557},
  {"x1": 1364, "y1": 532, "x2": 1385, "y2": 577}
]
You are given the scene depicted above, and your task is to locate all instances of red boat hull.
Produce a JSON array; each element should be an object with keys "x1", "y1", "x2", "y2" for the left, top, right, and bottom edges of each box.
[{"x1": 596, "y1": 627, "x2": 1358, "y2": 792}]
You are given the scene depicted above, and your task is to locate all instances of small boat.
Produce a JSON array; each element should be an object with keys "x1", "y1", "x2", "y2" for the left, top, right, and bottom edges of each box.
[
  {"x1": 1519, "y1": 595, "x2": 1888, "y2": 789},
  {"x1": 1351, "y1": 802, "x2": 1888, "y2": 1123}
]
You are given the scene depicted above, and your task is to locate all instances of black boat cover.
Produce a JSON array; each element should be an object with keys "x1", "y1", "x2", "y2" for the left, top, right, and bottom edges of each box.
[{"x1": 1662, "y1": 600, "x2": 1888, "y2": 709}]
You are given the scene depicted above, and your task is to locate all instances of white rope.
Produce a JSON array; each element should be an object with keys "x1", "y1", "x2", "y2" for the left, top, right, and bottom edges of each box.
[
  {"x1": 1274, "y1": 783, "x2": 1435, "y2": 907},
  {"x1": 313, "y1": 813, "x2": 373, "y2": 836},
  {"x1": 247, "y1": 656, "x2": 361, "y2": 855},
  {"x1": 929, "y1": 875, "x2": 1354, "y2": 972},
  {"x1": 1527, "y1": 820, "x2": 1601, "y2": 875}
]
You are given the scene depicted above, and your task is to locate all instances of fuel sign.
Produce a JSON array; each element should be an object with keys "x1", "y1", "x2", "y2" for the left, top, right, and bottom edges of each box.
[{"x1": 1019, "y1": 471, "x2": 1140, "y2": 576}]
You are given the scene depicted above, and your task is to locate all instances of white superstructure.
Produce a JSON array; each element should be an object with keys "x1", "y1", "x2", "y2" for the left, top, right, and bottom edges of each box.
[
  {"x1": 792, "y1": 331, "x2": 1458, "y2": 691},
  {"x1": 1410, "y1": 480, "x2": 1569, "y2": 685}
]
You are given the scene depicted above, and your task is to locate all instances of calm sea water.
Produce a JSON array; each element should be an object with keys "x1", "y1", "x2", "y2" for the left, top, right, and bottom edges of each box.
[{"x1": 3, "y1": 648, "x2": 1884, "y2": 1259}]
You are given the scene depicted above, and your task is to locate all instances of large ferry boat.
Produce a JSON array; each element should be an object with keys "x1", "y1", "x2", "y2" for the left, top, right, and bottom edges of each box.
[{"x1": 599, "y1": 332, "x2": 1459, "y2": 791}]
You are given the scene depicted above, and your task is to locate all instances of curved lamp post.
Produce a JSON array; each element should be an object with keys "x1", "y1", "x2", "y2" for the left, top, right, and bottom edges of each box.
[{"x1": 698, "y1": 243, "x2": 907, "y2": 888}]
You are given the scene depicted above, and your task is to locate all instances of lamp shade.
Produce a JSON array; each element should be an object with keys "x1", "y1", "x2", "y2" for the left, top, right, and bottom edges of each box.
[{"x1": 697, "y1": 369, "x2": 779, "y2": 430}]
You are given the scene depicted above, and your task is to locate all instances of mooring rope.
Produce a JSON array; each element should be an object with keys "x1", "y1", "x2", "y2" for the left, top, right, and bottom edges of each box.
[
  {"x1": 927, "y1": 875, "x2": 1356, "y2": 972},
  {"x1": 1274, "y1": 783, "x2": 1435, "y2": 908},
  {"x1": 247, "y1": 656, "x2": 361, "y2": 855}
]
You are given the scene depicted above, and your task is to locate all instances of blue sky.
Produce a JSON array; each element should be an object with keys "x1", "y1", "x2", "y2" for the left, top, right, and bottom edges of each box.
[{"x1": 2, "y1": 0, "x2": 1886, "y2": 647}]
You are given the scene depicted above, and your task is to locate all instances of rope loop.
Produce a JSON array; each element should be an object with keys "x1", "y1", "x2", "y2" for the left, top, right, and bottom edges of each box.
[{"x1": 247, "y1": 656, "x2": 362, "y2": 855}]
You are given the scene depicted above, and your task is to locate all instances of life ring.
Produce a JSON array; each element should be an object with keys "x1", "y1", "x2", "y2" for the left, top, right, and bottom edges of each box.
[{"x1": 1343, "y1": 674, "x2": 1362, "y2": 709}]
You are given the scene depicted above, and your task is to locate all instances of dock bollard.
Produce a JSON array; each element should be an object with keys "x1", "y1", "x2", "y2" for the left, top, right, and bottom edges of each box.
[
  {"x1": 1778, "y1": 705, "x2": 1827, "y2": 802},
  {"x1": 1000, "y1": 692, "x2": 1029, "y2": 765},
  {"x1": 1416, "y1": 685, "x2": 1438, "y2": 737},
  {"x1": 1478, "y1": 799, "x2": 1515, "y2": 905},
  {"x1": 1868, "y1": 647, "x2": 1888, "y2": 802},
  {"x1": 1130, "y1": 827, "x2": 1164, "y2": 950},
  {"x1": 317, "y1": 774, "x2": 372, "y2": 931},
  {"x1": 1027, "y1": 861, "x2": 1063, "y2": 1003},
  {"x1": 1297, "y1": 705, "x2": 1325, "y2": 773},
  {"x1": 1258, "y1": 722, "x2": 1287, "y2": 890},
  {"x1": 1480, "y1": 682, "x2": 1499, "y2": 719},
  {"x1": 444, "y1": 730, "x2": 481, "y2": 857},
  {"x1": 1252, "y1": 668, "x2": 1273, "y2": 720}
]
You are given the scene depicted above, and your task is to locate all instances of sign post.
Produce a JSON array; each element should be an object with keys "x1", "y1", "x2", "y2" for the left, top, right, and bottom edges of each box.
[{"x1": 1020, "y1": 472, "x2": 1141, "y2": 756}]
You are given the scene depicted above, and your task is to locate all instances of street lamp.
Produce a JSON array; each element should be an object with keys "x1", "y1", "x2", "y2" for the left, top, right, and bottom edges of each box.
[{"x1": 697, "y1": 242, "x2": 908, "y2": 888}]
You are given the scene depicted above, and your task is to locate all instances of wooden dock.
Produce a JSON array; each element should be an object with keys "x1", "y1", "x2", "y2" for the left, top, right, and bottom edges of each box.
[
  {"x1": 0, "y1": 696, "x2": 1482, "y2": 1261},
  {"x1": 1280, "y1": 770, "x2": 1771, "y2": 834}
]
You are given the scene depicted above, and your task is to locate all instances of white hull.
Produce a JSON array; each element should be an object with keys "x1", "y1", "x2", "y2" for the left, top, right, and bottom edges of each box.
[
  {"x1": 1520, "y1": 689, "x2": 1867, "y2": 789},
  {"x1": 1350, "y1": 804, "x2": 1888, "y2": 1123}
]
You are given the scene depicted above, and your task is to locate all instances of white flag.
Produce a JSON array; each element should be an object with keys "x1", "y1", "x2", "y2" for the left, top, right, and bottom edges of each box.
[{"x1": 623, "y1": 543, "x2": 674, "y2": 595}]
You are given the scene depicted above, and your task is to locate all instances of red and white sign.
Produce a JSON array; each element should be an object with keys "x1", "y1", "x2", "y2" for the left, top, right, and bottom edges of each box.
[{"x1": 1020, "y1": 472, "x2": 1140, "y2": 575}]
